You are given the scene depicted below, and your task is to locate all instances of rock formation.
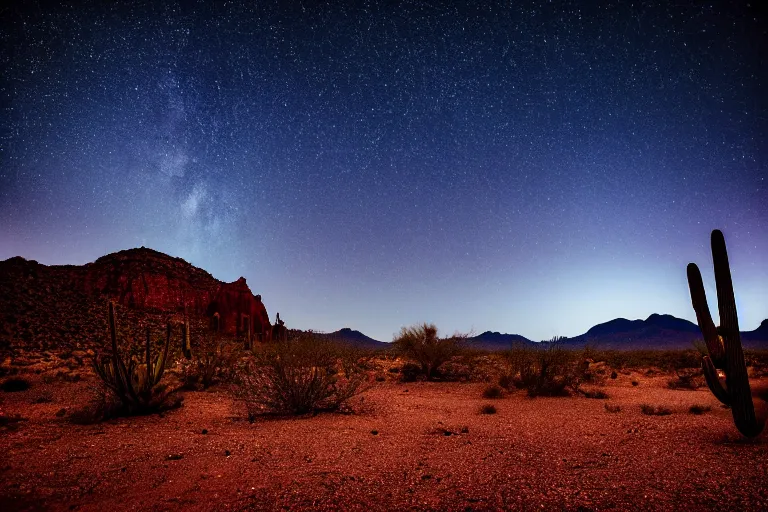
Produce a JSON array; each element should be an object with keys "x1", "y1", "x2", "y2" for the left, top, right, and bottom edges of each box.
[{"x1": 0, "y1": 248, "x2": 273, "y2": 371}]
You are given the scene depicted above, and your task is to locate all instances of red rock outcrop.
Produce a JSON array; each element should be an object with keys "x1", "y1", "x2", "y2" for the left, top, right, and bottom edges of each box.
[{"x1": 207, "y1": 277, "x2": 271, "y2": 339}]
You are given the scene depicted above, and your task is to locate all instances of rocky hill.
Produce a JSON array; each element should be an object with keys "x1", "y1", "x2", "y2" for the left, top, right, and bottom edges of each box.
[{"x1": 0, "y1": 248, "x2": 271, "y2": 376}]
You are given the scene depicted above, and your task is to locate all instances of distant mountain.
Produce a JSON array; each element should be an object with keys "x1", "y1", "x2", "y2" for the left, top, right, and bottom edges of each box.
[
  {"x1": 467, "y1": 331, "x2": 534, "y2": 351},
  {"x1": 318, "y1": 328, "x2": 389, "y2": 349},
  {"x1": 558, "y1": 314, "x2": 768, "y2": 350}
]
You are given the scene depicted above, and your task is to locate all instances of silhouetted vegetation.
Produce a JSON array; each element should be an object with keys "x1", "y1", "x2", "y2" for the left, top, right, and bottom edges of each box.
[
  {"x1": 689, "y1": 405, "x2": 712, "y2": 415},
  {"x1": 180, "y1": 331, "x2": 241, "y2": 390},
  {"x1": 392, "y1": 323, "x2": 466, "y2": 380},
  {"x1": 1, "y1": 377, "x2": 31, "y2": 392},
  {"x1": 640, "y1": 404, "x2": 672, "y2": 416},
  {"x1": 480, "y1": 404, "x2": 497, "y2": 414},
  {"x1": 687, "y1": 229, "x2": 765, "y2": 437},
  {"x1": 91, "y1": 302, "x2": 181, "y2": 417},
  {"x1": 482, "y1": 385, "x2": 503, "y2": 399},
  {"x1": 235, "y1": 334, "x2": 370, "y2": 416},
  {"x1": 501, "y1": 341, "x2": 587, "y2": 397},
  {"x1": 604, "y1": 404, "x2": 621, "y2": 413}
]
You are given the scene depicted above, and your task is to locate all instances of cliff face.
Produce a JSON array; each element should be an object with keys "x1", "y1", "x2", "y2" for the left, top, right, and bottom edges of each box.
[{"x1": 0, "y1": 248, "x2": 272, "y2": 364}]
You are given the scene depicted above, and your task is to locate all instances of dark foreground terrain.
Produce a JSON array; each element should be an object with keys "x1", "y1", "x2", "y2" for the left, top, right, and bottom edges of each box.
[{"x1": 1, "y1": 372, "x2": 767, "y2": 511}]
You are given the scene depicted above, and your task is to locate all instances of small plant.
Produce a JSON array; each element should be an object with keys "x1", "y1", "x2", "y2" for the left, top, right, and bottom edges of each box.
[
  {"x1": 666, "y1": 368, "x2": 703, "y2": 390},
  {"x1": 92, "y1": 302, "x2": 181, "y2": 416},
  {"x1": 235, "y1": 334, "x2": 370, "y2": 416},
  {"x1": 482, "y1": 385, "x2": 503, "y2": 399},
  {"x1": 480, "y1": 404, "x2": 497, "y2": 414},
  {"x1": 392, "y1": 323, "x2": 466, "y2": 380},
  {"x1": 399, "y1": 362, "x2": 424, "y2": 383},
  {"x1": 610, "y1": 371, "x2": 618, "y2": 379},
  {"x1": 631, "y1": 380, "x2": 639, "y2": 386},
  {"x1": 498, "y1": 373, "x2": 515, "y2": 390},
  {"x1": 503, "y1": 340, "x2": 586, "y2": 397},
  {"x1": 582, "y1": 389, "x2": 609, "y2": 399},
  {"x1": 180, "y1": 331, "x2": 241, "y2": 390},
  {"x1": 689, "y1": 405, "x2": 712, "y2": 415},
  {"x1": 604, "y1": 404, "x2": 621, "y2": 413},
  {"x1": 640, "y1": 404, "x2": 672, "y2": 416},
  {"x1": 1, "y1": 377, "x2": 31, "y2": 392}
]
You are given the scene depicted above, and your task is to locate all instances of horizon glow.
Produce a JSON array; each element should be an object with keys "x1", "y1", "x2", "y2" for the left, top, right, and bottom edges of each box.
[{"x1": 1, "y1": 2, "x2": 766, "y2": 342}]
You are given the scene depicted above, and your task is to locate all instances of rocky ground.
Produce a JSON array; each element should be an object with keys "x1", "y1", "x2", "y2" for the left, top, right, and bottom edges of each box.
[{"x1": 1, "y1": 370, "x2": 767, "y2": 511}]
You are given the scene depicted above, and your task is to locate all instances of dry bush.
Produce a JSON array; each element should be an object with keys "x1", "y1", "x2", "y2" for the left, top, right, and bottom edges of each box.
[
  {"x1": 392, "y1": 323, "x2": 467, "y2": 380},
  {"x1": 1, "y1": 377, "x2": 31, "y2": 392},
  {"x1": 502, "y1": 341, "x2": 586, "y2": 397},
  {"x1": 480, "y1": 404, "x2": 497, "y2": 414},
  {"x1": 235, "y1": 334, "x2": 372, "y2": 417},
  {"x1": 180, "y1": 332, "x2": 242, "y2": 390},
  {"x1": 689, "y1": 404, "x2": 712, "y2": 415},
  {"x1": 582, "y1": 389, "x2": 609, "y2": 399},
  {"x1": 667, "y1": 368, "x2": 704, "y2": 390},
  {"x1": 640, "y1": 404, "x2": 672, "y2": 416},
  {"x1": 604, "y1": 403, "x2": 621, "y2": 413},
  {"x1": 482, "y1": 385, "x2": 503, "y2": 399}
]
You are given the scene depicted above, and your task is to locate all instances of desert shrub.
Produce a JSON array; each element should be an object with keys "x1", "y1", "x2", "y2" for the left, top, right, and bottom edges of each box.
[
  {"x1": 667, "y1": 368, "x2": 703, "y2": 390},
  {"x1": 631, "y1": 380, "x2": 639, "y2": 386},
  {"x1": 1, "y1": 377, "x2": 31, "y2": 392},
  {"x1": 640, "y1": 404, "x2": 672, "y2": 416},
  {"x1": 604, "y1": 404, "x2": 621, "y2": 413},
  {"x1": 480, "y1": 404, "x2": 497, "y2": 414},
  {"x1": 399, "y1": 362, "x2": 424, "y2": 382},
  {"x1": 503, "y1": 341, "x2": 586, "y2": 397},
  {"x1": 482, "y1": 385, "x2": 503, "y2": 399},
  {"x1": 582, "y1": 389, "x2": 609, "y2": 399},
  {"x1": 180, "y1": 332, "x2": 242, "y2": 390},
  {"x1": 439, "y1": 352, "x2": 492, "y2": 382},
  {"x1": 610, "y1": 371, "x2": 618, "y2": 379},
  {"x1": 689, "y1": 405, "x2": 712, "y2": 415},
  {"x1": 392, "y1": 323, "x2": 466, "y2": 380},
  {"x1": 235, "y1": 334, "x2": 371, "y2": 416},
  {"x1": 498, "y1": 373, "x2": 515, "y2": 390}
]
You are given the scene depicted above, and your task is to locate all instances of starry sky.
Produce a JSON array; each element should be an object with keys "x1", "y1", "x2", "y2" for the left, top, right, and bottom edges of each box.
[{"x1": 1, "y1": 1, "x2": 766, "y2": 342}]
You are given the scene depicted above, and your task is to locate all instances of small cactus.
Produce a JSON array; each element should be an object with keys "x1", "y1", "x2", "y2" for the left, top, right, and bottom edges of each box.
[
  {"x1": 687, "y1": 230, "x2": 764, "y2": 437},
  {"x1": 93, "y1": 301, "x2": 176, "y2": 414}
]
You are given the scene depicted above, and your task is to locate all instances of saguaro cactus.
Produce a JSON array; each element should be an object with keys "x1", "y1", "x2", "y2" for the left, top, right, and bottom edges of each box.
[
  {"x1": 687, "y1": 229, "x2": 764, "y2": 437},
  {"x1": 93, "y1": 301, "x2": 174, "y2": 414}
]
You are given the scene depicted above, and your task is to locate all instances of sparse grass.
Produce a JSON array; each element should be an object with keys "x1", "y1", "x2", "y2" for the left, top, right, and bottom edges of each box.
[
  {"x1": 482, "y1": 385, "x2": 503, "y2": 399},
  {"x1": 604, "y1": 404, "x2": 621, "y2": 413},
  {"x1": 689, "y1": 405, "x2": 712, "y2": 415},
  {"x1": 1, "y1": 377, "x2": 31, "y2": 392},
  {"x1": 480, "y1": 404, "x2": 497, "y2": 414},
  {"x1": 640, "y1": 404, "x2": 672, "y2": 416}
]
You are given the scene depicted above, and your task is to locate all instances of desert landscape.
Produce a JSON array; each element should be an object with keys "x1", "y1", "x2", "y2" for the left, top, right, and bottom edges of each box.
[
  {"x1": 1, "y1": 362, "x2": 767, "y2": 511},
  {"x1": 1, "y1": 246, "x2": 767, "y2": 511},
  {"x1": 3, "y1": 2, "x2": 767, "y2": 510}
]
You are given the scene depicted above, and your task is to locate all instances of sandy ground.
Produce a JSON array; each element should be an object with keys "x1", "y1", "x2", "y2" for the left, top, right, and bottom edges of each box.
[{"x1": 1, "y1": 373, "x2": 767, "y2": 512}]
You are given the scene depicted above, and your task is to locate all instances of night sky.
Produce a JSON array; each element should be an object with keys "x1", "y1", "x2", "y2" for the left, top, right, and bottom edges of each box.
[{"x1": 1, "y1": 2, "x2": 766, "y2": 342}]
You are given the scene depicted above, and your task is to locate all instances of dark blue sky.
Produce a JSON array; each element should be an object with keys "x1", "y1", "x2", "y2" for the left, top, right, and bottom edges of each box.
[{"x1": 1, "y1": 1, "x2": 766, "y2": 341}]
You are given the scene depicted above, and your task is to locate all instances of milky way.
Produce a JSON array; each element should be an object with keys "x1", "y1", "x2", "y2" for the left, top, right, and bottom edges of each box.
[{"x1": 1, "y1": 2, "x2": 766, "y2": 341}]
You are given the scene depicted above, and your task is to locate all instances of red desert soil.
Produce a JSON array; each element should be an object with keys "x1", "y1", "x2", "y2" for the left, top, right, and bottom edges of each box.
[{"x1": 1, "y1": 374, "x2": 767, "y2": 511}]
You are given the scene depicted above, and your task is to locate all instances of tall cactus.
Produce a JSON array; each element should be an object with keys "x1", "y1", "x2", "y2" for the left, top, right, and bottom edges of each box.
[
  {"x1": 687, "y1": 229, "x2": 764, "y2": 437},
  {"x1": 93, "y1": 301, "x2": 174, "y2": 414}
]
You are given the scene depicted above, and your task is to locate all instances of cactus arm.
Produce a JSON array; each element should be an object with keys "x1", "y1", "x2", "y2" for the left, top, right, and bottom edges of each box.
[
  {"x1": 686, "y1": 263, "x2": 725, "y2": 365},
  {"x1": 145, "y1": 326, "x2": 153, "y2": 387},
  {"x1": 701, "y1": 356, "x2": 730, "y2": 405},
  {"x1": 153, "y1": 322, "x2": 171, "y2": 384},
  {"x1": 710, "y1": 230, "x2": 764, "y2": 437}
]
